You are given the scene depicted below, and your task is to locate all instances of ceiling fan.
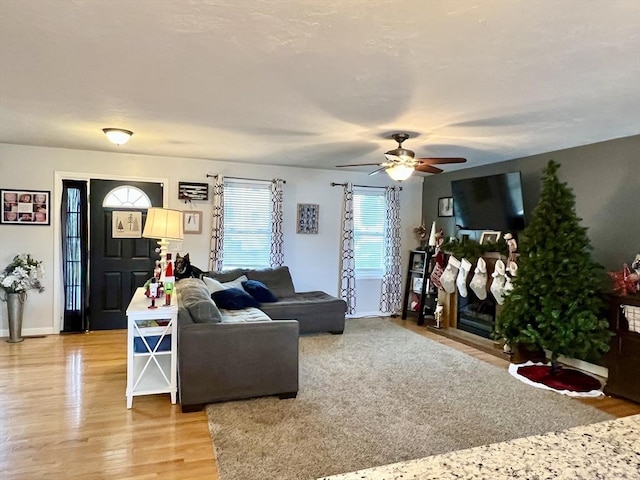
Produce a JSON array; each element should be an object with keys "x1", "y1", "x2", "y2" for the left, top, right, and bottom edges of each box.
[{"x1": 336, "y1": 133, "x2": 467, "y2": 181}]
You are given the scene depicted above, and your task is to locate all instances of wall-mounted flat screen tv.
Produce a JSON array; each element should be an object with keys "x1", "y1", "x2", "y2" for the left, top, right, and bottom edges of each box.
[{"x1": 451, "y1": 172, "x2": 525, "y2": 231}]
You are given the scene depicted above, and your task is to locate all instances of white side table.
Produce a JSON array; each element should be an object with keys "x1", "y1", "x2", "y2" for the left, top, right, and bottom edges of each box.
[{"x1": 126, "y1": 287, "x2": 178, "y2": 409}]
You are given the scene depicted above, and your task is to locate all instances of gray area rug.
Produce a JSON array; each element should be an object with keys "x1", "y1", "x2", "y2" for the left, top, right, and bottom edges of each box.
[{"x1": 206, "y1": 318, "x2": 613, "y2": 480}]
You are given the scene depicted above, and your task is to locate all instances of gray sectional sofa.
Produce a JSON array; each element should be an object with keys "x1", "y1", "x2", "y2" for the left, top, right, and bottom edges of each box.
[{"x1": 175, "y1": 267, "x2": 347, "y2": 411}]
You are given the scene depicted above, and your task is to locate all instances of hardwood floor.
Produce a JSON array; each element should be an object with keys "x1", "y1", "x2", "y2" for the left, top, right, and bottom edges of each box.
[
  {"x1": 0, "y1": 331, "x2": 219, "y2": 480},
  {"x1": 1, "y1": 320, "x2": 637, "y2": 479}
]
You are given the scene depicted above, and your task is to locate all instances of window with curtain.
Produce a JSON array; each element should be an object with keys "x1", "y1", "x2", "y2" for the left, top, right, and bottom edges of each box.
[
  {"x1": 353, "y1": 188, "x2": 386, "y2": 278},
  {"x1": 61, "y1": 180, "x2": 88, "y2": 332},
  {"x1": 222, "y1": 179, "x2": 272, "y2": 269}
]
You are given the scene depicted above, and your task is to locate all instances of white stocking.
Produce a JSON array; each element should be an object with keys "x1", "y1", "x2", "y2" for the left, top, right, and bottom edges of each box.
[
  {"x1": 469, "y1": 257, "x2": 488, "y2": 300},
  {"x1": 456, "y1": 258, "x2": 472, "y2": 297},
  {"x1": 490, "y1": 259, "x2": 507, "y2": 305},
  {"x1": 440, "y1": 256, "x2": 460, "y2": 294}
]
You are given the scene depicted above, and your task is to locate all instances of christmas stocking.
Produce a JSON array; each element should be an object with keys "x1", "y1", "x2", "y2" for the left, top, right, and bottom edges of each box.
[
  {"x1": 469, "y1": 257, "x2": 488, "y2": 300},
  {"x1": 430, "y1": 250, "x2": 446, "y2": 290},
  {"x1": 440, "y1": 256, "x2": 460, "y2": 294},
  {"x1": 456, "y1": 258, "x2": 472, "y2": 297},
  {"x1": 503, "y1": 261, "x2": 518, "y2": 296},
  {"x1": 490, "y1": 259, "x2": 507, "y2": 305}
]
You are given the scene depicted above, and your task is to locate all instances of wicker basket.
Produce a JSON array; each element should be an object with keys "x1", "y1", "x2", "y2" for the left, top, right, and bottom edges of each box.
[{"x1": 622, "y1": 304, "x2": 640, "y2": 333}]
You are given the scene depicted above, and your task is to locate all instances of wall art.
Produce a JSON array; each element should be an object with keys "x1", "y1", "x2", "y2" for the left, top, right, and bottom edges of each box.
[
  {"x1": 297, "y1": 203, "x2": 319, "y2": 234},
  {"x1": 1, "y1": 189, "x2": 50, "y2": 225},
  {"x1": 179, "y1": 182, "x2": 209, "y2": 201},
  {"x1": 183, "y1": 210, "x2": 202, "y2": 234},
  {"x1": 112, "y1": 211, "x2": 142, "y2": 238}
]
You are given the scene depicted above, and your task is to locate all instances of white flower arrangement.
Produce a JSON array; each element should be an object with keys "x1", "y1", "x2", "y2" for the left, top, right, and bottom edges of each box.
[{"x1": 0, "y1": 254, "x2": 45, "y2": 295}]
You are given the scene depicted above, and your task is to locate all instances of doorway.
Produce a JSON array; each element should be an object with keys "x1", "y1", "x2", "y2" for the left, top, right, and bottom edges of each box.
[{"x1": 88, "y1": 179, "x2": 163, "y2": 330}]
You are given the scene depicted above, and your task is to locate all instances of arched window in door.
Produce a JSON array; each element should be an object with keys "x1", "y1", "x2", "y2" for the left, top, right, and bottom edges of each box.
[{"x1": 102, "y1": 186, "x2": 151, "y2": 208}]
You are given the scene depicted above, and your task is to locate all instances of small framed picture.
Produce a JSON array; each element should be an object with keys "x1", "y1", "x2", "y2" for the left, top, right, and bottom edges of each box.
[
  {"x1": 480, "y1": 231, "x2": 502, "y2": 245},
  {"x1": 1, "y1": 189, "x2": 50, "y2": 225},
  {"x1": 184, "y1": 211, "x2": 202, "y2": 234},
  {"x1": 112, "y1": 211, "x2": 142, "y2": 238},
  {"x1": 438, "y1": 197, "x2": 454, "y2": 217},
  {"x1": 297, "y1": 203, "x2": 319, "y2": 234}
]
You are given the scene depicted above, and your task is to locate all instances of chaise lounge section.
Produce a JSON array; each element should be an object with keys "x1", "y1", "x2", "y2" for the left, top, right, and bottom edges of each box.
[
  {"x1": 176, "y1": 278, "x2": 299, "y2": 412},
  {"x1": 204, "y1": 266, "x2": 347, "y2": 334}
]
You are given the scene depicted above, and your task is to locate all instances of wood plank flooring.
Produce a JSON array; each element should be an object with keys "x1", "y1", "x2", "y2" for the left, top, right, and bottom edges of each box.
[{"x1": 1, "y1": 319, "x2": 637, "y2": 479}]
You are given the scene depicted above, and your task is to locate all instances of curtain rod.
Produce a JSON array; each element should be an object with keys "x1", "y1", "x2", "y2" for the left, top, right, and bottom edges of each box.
[
  {"x1": 206, "y1": 174, "x2": 286, "y2": 184},
  {"x1": 330, "y1": 182, "x2": 402, "y2": 191}
]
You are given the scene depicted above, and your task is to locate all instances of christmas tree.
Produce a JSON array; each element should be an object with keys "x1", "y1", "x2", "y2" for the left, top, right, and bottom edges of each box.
[{"x1": 495, "y1": 160, "x2": 611, "y2": 371}]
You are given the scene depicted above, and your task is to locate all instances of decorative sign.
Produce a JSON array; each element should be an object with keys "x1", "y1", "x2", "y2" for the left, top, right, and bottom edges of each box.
[
  {"x1": 179, "y1": 182, "x2": 209, "y2": 201},
  {"x1": 1, "y1": 189, "x2": 50, "y2": 225},
  {"x1": 112, "y1": 211, "x2": 142, "y2": 238},
  {"x1": 297, "y1": 203, "x2": 319, "y2": 234}
]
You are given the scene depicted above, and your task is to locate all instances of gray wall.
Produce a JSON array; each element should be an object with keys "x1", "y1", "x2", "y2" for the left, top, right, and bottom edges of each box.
[{"x1": 421, "y1": 135, "x2": 639, "y2": 270}]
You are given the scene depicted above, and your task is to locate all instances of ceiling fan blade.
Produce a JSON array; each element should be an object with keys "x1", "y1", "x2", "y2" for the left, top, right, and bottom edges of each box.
[
  {"x1": 368, "y1": 167, "x2": 387, "y2": 176},
  {"x1": 336, "y1": 163, "x2": 384, "y2": 168},
  {"x1": 414, "y1": 164, "x2": 443, "y2": 174},
  {"x1": 415, "y1": 157, "x2": 467, "y2": 164}
]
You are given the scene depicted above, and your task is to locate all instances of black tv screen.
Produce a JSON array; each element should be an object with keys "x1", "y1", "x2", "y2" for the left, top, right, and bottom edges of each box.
[{"x1": 451, "y1": 172, "x2": 525, "y2": 232}]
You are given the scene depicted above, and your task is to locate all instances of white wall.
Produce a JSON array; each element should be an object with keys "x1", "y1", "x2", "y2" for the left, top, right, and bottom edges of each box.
[{"x1": 0, "y1": 143, "x2": 423, "y2": 335}]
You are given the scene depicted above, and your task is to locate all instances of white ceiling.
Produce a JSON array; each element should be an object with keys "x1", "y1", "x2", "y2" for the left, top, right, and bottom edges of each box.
[{"x1": 1, "y1": 0, "x2": 639, "y2": 175}]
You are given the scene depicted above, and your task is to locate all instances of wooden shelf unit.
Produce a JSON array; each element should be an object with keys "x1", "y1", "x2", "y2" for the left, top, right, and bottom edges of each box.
[{"x1": 401, "y1": 248, "x2": 436, "y2": 326}]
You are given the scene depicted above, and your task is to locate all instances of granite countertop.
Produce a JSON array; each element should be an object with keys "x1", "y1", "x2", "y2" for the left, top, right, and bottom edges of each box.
[{"x1": 320, "y1": 414, "x2": 640, "y2": 480}]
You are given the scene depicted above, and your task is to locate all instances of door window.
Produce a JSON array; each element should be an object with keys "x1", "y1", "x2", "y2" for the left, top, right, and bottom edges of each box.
[{"x1": 102, "y1": 186, "x2": 151, "y2": 208}]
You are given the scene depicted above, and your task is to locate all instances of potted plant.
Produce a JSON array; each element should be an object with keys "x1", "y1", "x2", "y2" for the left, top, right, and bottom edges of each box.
[{"x1": 0, "y1": 254, "x2": 45, "y2": 343}]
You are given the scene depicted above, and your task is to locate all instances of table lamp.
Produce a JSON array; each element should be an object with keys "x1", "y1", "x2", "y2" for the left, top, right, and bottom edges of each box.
[{"x1": 142, "y1": 207, "x2": 184, "y2": 276}]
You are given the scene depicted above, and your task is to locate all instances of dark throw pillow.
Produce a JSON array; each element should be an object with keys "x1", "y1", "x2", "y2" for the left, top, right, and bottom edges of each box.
[
  {"x1": 212, "y1": 287, "x2": 260, "y2": 310},
  {"x1": 242, "y1": 280, "x2": 278, "y2": 303}
]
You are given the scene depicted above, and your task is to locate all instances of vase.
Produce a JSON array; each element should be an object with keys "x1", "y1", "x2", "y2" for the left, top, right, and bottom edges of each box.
[{"x1": 6, "y1": 292, "x2": 26, "y2": 343}]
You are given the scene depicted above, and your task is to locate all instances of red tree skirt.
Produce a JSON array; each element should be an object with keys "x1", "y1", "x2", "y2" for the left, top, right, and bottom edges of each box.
[{"x1": 517, "y1": 364, "x2": 601, "y2": 392}]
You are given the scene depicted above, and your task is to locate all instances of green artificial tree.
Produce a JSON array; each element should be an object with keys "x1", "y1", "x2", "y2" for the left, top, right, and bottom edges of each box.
[{"x1": 495, "y1": 160, "x2": 611, "y2": 372}]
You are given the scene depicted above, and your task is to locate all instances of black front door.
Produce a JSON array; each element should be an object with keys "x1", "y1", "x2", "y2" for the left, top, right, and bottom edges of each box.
[{"x1": 89, "y1": 180, "x2": 163, "y2": 330}]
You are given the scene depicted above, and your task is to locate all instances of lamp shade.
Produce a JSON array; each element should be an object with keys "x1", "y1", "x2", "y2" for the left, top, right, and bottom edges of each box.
[
  {"x1": 142, "y1": 208, "x2": 184, "y2": 241},
  {"x1": 386, "y1": 164, "x2": 414, "y2": 182}
]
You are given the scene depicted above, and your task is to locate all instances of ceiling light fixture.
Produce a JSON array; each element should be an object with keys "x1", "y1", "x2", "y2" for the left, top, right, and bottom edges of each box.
[
  {"x1": 103, "y1": 128, "x2": 133, "y2": 145},
  {"x1": 386, "y1": 164, "x2": 414, "y2": 182}
]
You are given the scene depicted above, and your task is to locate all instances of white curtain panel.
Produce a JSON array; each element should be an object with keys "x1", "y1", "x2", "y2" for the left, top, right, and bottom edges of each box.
[
  {"x1": 208, "y1": 175, "x2": 225, "y2": 272},
  {"x1": 270, "y1": 179, "x2": 285, "y2": 267},
  {"x1": 339, "y1": 183, "x2": 356, "y2": 315},
  {"x1": 380, "y1": 186, "x2": 402, "y2": 313}
]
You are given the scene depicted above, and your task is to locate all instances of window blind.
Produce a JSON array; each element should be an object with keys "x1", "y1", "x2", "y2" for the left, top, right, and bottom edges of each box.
[
  {"x1": 353, "y1": 188, "x2": 386, "y2": 278},
  {"x1": 223, "y1": 179, "x2": 272, "y2": 269}
]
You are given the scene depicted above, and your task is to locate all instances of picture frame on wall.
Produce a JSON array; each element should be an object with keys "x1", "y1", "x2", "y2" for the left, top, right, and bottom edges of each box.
[
  {"x1": 183, "y1": 211, "x2": 202, "y2": 234},
  {"x1": 112, "y1": 211, "x2": 142, "y2": 238},
  {"x1": 1, "y1": 189, "x2": 50, "y2": 225},
  {"x1": 297, "y1": 203, "x2": 319, "y2": 234},
  {"x1": 438, "y1": 197, "x2": 454, "y2": 217},
  {"x1": 480, "y1": 231, "x2": 502, "y2": 245}
]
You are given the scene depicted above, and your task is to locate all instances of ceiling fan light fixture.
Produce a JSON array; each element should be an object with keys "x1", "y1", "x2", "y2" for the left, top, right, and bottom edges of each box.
[
  {"x1": 103, "y1": 128, "x2": 133, "y2": 145},
  {"x1": 385, "y1": 147, "x2": 415, "y2": 163},
  {"x1": 386, "y1": 164, "x2": 414, "y2": 181}
]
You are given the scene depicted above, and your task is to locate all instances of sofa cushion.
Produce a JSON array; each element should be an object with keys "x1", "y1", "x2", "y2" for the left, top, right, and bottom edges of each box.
[
  {"x1": 221, "y1": 275, "x2": 249, "y2": 291},
  {"x1": 220, "y1": 307, "x2": 273, "y2": 323},
  {"x1": 207, "y1": 268, "x2": 247, "y2": 283},
  {"x1": 202, "y1": 276, "x2": 226, "y2": 294},
  {"x1": 212, "y1": 287, "x2": 260, "y2": 310},
  {"x1": 179, "y1": 279, "x2": 222, "y2": 323},
  {"x1": 242, "y1": 280, "x2": 278, "y2": 303},
  {"x1": 247, "y1": 267, "x2": 295, "y2": 299}
]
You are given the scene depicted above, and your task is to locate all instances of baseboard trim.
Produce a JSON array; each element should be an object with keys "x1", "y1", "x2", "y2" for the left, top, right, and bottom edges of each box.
[
  {"x1": 549, "y1": 351, "x2": 609, "y2": 379},
  {"x1": 0, "y1": 327, "x2": 56, "y2": 338}
]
